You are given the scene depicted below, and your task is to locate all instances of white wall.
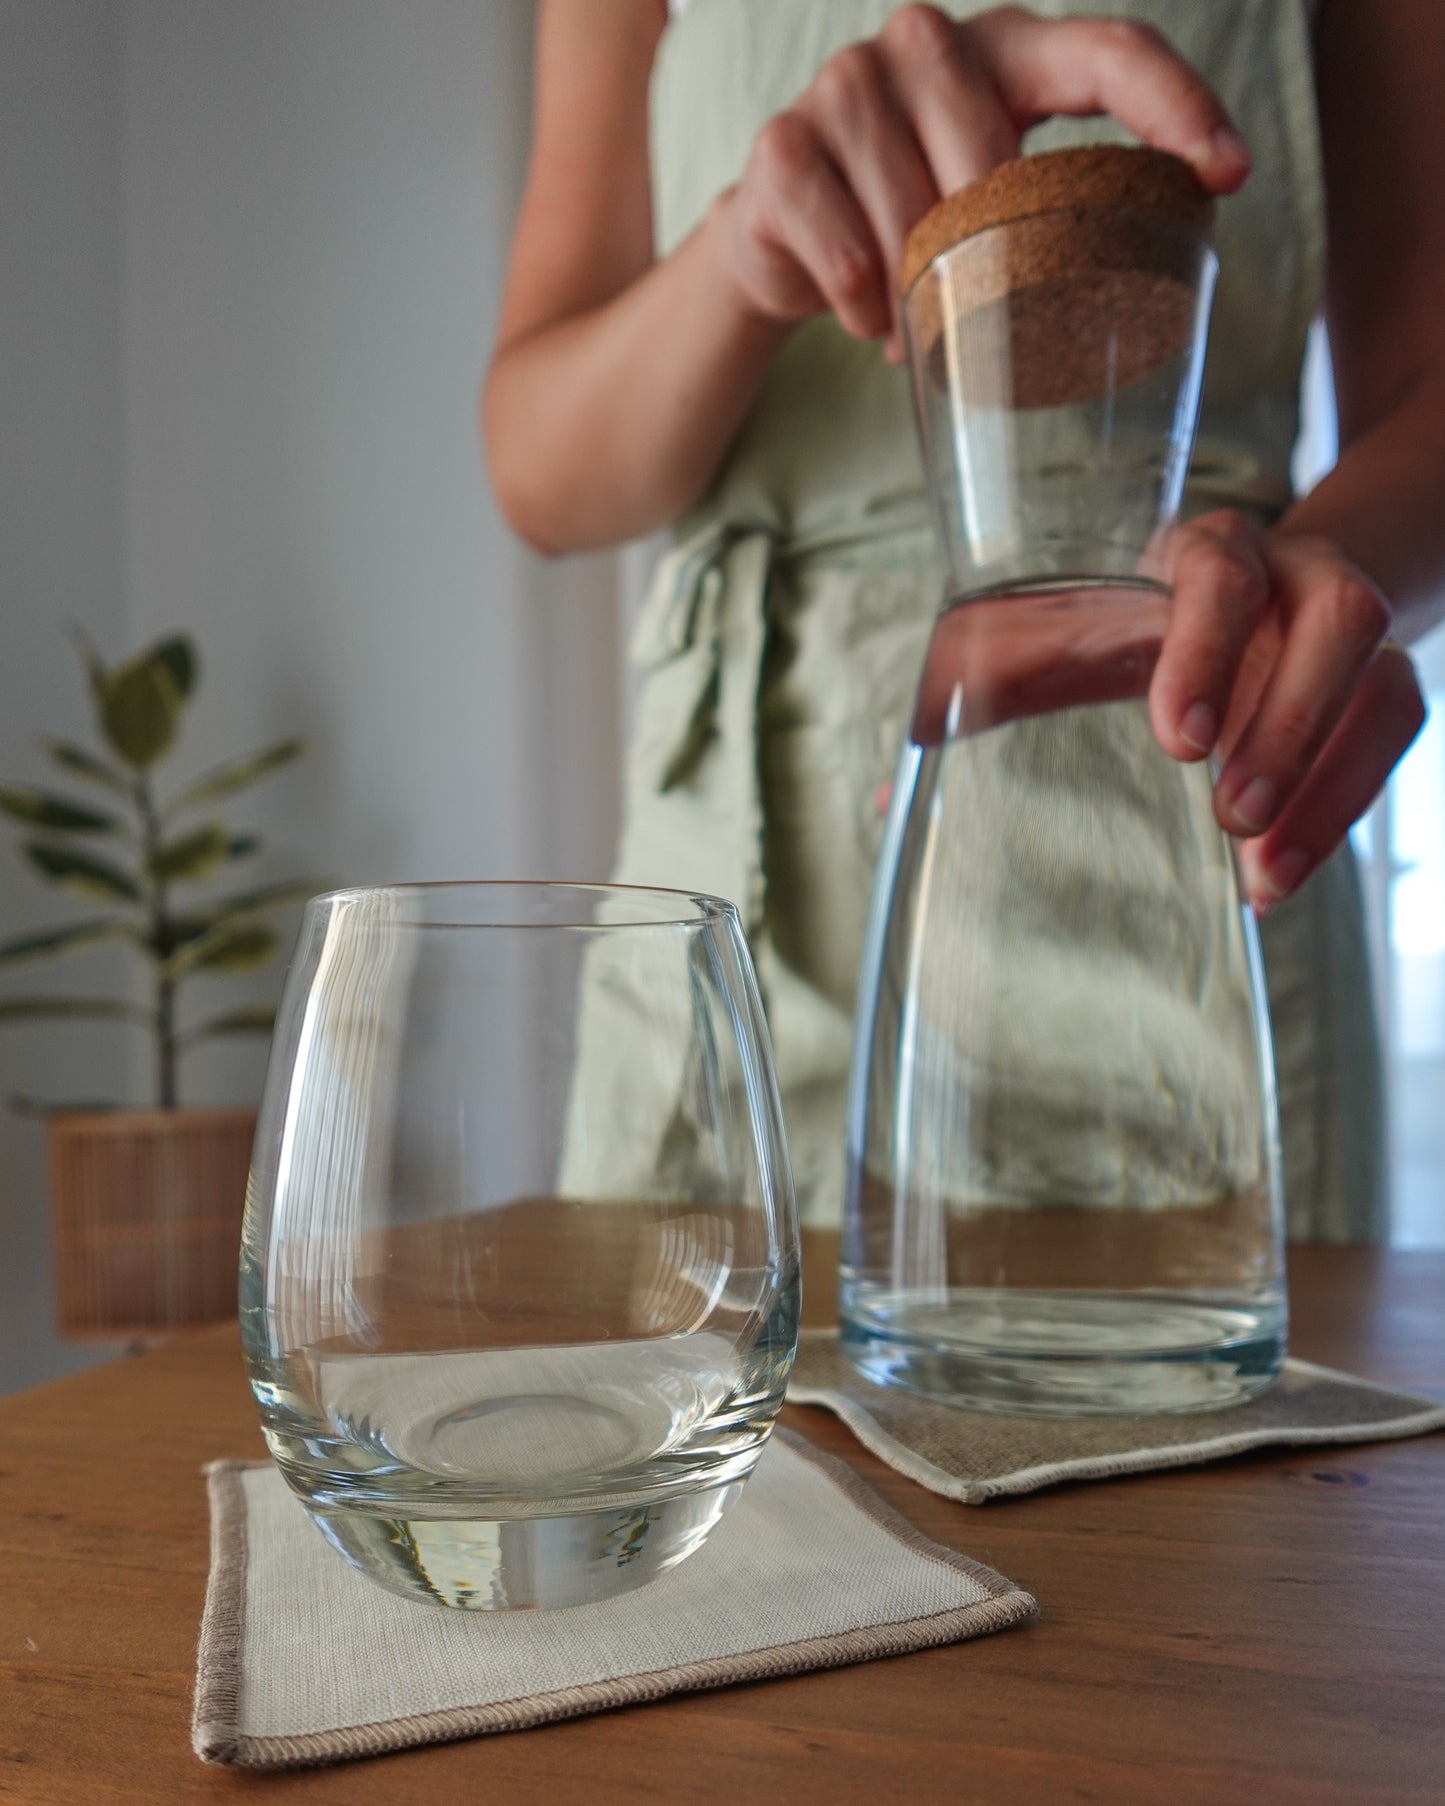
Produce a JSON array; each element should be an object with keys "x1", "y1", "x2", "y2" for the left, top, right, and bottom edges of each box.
[
  {"x1": 120, "y1": 0, "x2": 623, "y2": 1112},
  {"x1": 0, "y1": 0, "x2": 624, "y2": 1391},
  {"x1": 1, "y1": 1, "x2": 130, "y2": 1390}
]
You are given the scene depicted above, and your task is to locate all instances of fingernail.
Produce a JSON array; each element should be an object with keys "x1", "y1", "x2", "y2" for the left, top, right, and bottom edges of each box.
[
  {"x1": 1231, "y1": 776, "x2": 1279, "y2": 833},
  {"x1": 1251, "y1": 846, "x2": 1309, "y2": 906},
  {"x1": 1214, "y1": 126, "x2": 1250, "y2": 163},
  {"x1": 1200, "y1": 126, "x2": 1250, "y2": 171},
  {"x1": 1179, "y1": 701, "x2": 1218, "y2": 754}
]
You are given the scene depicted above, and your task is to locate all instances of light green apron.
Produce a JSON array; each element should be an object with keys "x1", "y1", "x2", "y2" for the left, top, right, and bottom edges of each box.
[{"x1": 587, "y1": 0, "x2": 1384, "y2": 1240}]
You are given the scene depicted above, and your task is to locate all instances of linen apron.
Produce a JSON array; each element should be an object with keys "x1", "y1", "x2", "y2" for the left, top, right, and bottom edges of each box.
[{"x1": 570, "y1": 0, "x2": 1384, "y2": 1241}]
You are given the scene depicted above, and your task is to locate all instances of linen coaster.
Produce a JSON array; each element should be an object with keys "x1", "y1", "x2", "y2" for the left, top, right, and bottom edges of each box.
[
  {"x1": 194, "y1": 1427, "x2": 1035, "y2": 1769},
  {"x1": 788, "y1": 1330, "x2": 1445, "y2": 1503}
]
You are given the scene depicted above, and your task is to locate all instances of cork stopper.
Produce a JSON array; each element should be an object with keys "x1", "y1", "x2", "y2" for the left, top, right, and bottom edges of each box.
[
  {"x1": 901, "y1": 145, "x2": 1212, "y2": 293},
  {"x1": 902, "y1": 146, "x2": 1214, "y2": 410}
]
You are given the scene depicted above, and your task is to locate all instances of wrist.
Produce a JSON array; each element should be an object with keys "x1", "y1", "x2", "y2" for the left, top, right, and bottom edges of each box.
[{"x1": 697, "y1": 188, "x2": 800, "y2": 354}]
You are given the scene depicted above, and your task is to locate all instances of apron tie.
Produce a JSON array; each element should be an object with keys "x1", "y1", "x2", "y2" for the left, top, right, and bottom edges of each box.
[{"x1": 630, "y1": 521, "x2": 778, "y2": 930}]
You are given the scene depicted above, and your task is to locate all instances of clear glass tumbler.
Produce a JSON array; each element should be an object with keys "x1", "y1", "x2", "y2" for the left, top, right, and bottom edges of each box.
[
  {"x1": 842, "y1": 148, "x2": 1286, "y2": 1417},
  {"x1": 242, "y1": 882, "x2": 799, "y2": 1609}
]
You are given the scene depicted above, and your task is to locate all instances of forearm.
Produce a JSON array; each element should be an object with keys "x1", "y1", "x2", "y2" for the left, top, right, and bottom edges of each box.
[
  {"x1": 1279, "y1": 379, "x2": 1445, "y2": 646},
  {"x1": 484, "y1": 196, "x2": 791, "y2": 556}
]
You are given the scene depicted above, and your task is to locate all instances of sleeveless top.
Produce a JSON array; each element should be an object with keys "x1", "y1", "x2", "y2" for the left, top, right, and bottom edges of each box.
[{"x1": 575, "y1": 0, "x2": 1383, "y2": 1240}]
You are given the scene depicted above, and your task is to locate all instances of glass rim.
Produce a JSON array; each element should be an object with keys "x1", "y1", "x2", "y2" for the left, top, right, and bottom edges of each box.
[
  {"x1": 906, "y1": 210, "x2": 1218, "y2": 293},
  {"x1": 302, "y1": 879, "x2": 740, "y2": 931}
]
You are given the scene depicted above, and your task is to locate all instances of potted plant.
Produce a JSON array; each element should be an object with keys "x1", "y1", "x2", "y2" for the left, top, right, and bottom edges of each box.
[{"x1": 0, "y1": 632, "x2": 317, "y2": 1338}]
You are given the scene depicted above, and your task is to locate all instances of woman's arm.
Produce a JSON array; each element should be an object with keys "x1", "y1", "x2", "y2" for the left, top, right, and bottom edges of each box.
[
  {"x1": 482, "y1": 0, "x2": 791, "y2": 555},
  {"x1": 483, "y1": 2, "x2": 1248, "y2": 556},
  {"x1": 1290, "y1": 0, "x2": 1445, "y2": 645},
  {"x1": 1147, "y1": 0, "x2": 1437, "y2": 907}
]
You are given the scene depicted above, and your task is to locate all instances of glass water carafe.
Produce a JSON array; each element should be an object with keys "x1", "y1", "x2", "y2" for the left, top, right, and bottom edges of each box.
[{"x1": 842, "y1": 148, "x2": 1286, "y2": 1416}]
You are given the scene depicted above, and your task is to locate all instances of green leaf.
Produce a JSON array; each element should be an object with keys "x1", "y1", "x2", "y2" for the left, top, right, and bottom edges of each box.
[
  {"x1": 182, "y1": 1004, "x2": 277, "y2": 1043},
  {"x1": 24, "y1": 842, "x2": 141, "y2": 903},
  {"x1": 0, "y1": 918, "x2": 131, "y2": 967},
  {"x1": 143, "y1": 883, "x2": 318, "y2": 963},
  {"x1": 165, "y1": 919, "x2": 280, "y2": 981},
  {"x1": 148, "y1": 822, "x2": 232, "y2": 883},
  {"x1": 100, "y1": 656, "x2": 181, "y2": 769},
  {"x1": 168, "y1": 738, "x2": 303, "y2": 812},
  {"x1": 0, "y1": 784, "x2": 118, "y2": 834},
  {"x1": 40, "y1": 739, "x2": 131, "y2": 797},
  {"x1": 146, "y1": 913, "x2": 210, "y2": 960},
  {"x1": 147, "y1": 635, "x2": 197, "y2": 699},
  {"x1": 0, "y1": 996, "x2": 149, "y2": 1025}
]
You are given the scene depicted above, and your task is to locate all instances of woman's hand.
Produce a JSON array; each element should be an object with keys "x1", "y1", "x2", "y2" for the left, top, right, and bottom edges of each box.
[
  {"x1": 488, "y1": 1, "x2": 1252, "y2": 552},
  {"x1": 907, "y1": 515, "x2": 1424, "y2": 911},
  {"x1": 716, "y1": 2, "x2": 1251, "y2": 361},
  {"x1": 1147, "y1": 513, "x2": 1425, "y2": 910}
]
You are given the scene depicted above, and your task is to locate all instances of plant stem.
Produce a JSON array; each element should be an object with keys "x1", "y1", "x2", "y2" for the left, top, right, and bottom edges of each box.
[
  {"x1": 136, "y1": 773, "x2": 178, "y2": 1109},
  {"x1": 156, "y1": 975, "x2": 176, "y2": 1109}
]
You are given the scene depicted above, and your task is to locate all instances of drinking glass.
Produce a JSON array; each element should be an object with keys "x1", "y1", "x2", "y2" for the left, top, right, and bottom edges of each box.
[{"x1": 241, "y1": 882, "x2": 799, "y2": 1610}]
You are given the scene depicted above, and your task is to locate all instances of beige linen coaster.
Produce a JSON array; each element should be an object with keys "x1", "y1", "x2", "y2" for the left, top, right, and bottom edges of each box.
[
  {"x1": 194, "y1": 1427, "x2": 1034, "y2": 1770},
  {"x1": 788, "y1": 1331, "x2": 1445, "y2": 1503}
]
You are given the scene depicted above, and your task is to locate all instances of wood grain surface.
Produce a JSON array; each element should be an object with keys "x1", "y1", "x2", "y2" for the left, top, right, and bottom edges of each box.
[{"x1": 2, "y1": 1239, "x2": 1442, "y2": 1804}]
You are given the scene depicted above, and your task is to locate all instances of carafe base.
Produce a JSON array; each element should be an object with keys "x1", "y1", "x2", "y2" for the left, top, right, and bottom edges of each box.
[{"x1": 840, "y1": 1287, "x2": 1285, "y2": 1417}]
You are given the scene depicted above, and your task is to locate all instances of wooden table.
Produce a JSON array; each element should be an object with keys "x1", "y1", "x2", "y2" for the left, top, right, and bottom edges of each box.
[{"x1": 3, "y1": 1244, "x2": 1443, "y2": 1804}]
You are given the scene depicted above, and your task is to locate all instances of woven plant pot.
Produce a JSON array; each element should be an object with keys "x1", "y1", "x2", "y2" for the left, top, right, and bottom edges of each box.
[{"x1": 47, "y1": 1107, "x2": 257, "y2": 1339}]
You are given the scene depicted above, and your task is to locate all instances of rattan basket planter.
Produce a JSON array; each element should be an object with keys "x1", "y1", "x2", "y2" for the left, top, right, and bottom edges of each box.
[{"x1": 47, "y1": 1107, "x2": 256, "y2": 1339}]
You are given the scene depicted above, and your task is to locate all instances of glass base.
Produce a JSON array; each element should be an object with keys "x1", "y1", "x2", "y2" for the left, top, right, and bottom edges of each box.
[
  {"x1": 305, "y1": 1476, "x2": 743, "y2": 1610},
  {"x1": 841, "y1": 1288, "x2": 1286, "y2": 1418}
]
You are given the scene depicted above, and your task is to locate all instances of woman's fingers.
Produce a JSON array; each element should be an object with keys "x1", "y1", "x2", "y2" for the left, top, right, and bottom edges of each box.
[
  {"x1": 874, "y1": 5, "x2": 1248, "y2": 200},
  {"x1": 968, "y1": 5, "x2": 1251, "y2": 190},
  {"x1": 877, "y1": 5, "x2": 1021, "y2": 196},
  {"x1": 1148, "y1": 512, "x2": 1271, "y2": 761},
  {"x1": 796, "y1": 41, "x2": 944, "y2": 355},
  {"x1": 728, "y1": 6, "x2": 1248, "y2": 347},
  {"x1": 731, "y1": 113, "x2": 890, "y2": 340},
  {"x1": 1145, "y1": 514, "x2": 1420, "y2": 905},
  {"x1": 1240, "y1": 644, "x2": 1426, "y2": 908},
  {"x1": 1213, "y1": 535, "x2": 1394, "y2": 839}
]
